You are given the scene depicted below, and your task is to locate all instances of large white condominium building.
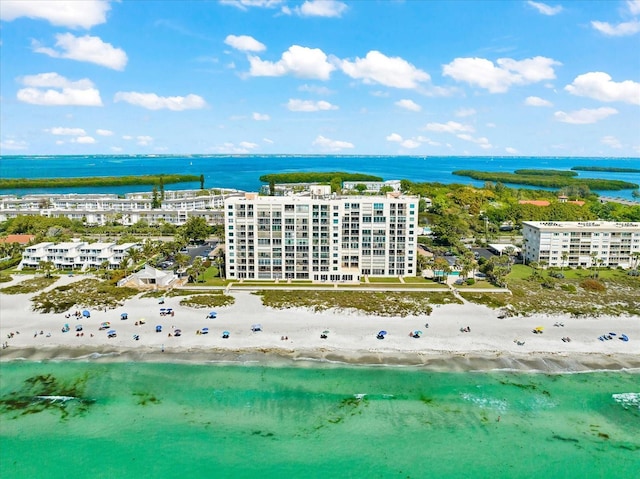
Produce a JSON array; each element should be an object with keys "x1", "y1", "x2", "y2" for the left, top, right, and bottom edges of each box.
[
  {"x1": 19, "y1": 241, "x2": 139, "y2": 271},
  {"x1": 0, "y1": 189, "x2": 242, "y2": 226},
  {"x1": 522, "y1": 221, "x2": 640, "y2": 269},
  {"x1": 225, "y1": 193, "x2": 419, "y2": 282}
]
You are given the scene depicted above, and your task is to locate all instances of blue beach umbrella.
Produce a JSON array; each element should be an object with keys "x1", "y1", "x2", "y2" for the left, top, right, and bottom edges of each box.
[
  {"x1": 82, "y1": 310, "x2": 90, "y2": 317},
  {"x1": 378, "y1": 330, "x2": 387, "y2": 336},
  {"x1": 156, "y1": 325, "x2": 162, "y2": 332},
  {"x1": 201, "y1": 327, "x2": 209, "y2": 334}
]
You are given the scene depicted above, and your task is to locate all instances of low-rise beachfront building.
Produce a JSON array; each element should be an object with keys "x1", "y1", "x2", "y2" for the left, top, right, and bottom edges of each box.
[
  {"x1": 0, "y1": 189, "x2": 242, "y2": 226},
  {"x1": 19, "y1": 241, "x2": 140, "y2": 271},
  {"x1": 224, "y1": 192, "x2": 419, "y2": 282},
  {"x1": 522, "y1": 221, "x2": 640, "y2": 269},
  {"x1": 342, "y1": 180, "x2": 402, "y2": 193}
]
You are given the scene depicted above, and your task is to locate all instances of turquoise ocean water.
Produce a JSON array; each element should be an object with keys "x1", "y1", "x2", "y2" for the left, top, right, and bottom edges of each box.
[
  {"x1": 1, "y1": 154, "x2": 638, "y2": 200},
  {"x1": 1, "y1": 361, "x2": 638, "y2": 479}
]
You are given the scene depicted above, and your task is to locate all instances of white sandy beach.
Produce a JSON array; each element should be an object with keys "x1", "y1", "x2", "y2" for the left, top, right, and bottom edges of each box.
[{"x1": 1, "y1": 274, "x2": 638, "y2": 371}]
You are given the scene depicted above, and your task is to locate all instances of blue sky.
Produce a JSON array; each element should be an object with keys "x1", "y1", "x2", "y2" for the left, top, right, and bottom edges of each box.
[{"x1": 1, "y1": 0, "x2": 639, "y2": 156}]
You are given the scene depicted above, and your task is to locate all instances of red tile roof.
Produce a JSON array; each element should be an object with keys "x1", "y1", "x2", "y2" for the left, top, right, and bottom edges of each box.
[{"x1": 0, "y1": 234, "x2": 35, "y2": 244}]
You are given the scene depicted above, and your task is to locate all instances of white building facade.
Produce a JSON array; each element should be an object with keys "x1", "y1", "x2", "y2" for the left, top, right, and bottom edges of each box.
[
  {"x1": 225, "y1": 193, "x2": 418, "y2": 282},
  {"x1": 522, "y1": 221, "x2": 640, "y2": 269},
  {"x1": 0, "y1": 189, "x2": 240, "y2": 226},
  {"x1": 20, "y1": 241, "x2": 139, "y2": 270}
]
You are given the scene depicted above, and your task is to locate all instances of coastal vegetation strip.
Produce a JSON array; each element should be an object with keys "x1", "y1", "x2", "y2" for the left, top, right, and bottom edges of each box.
[
  {"x1": 451, "y1": 170, "x2": 638, "y2": 190},
  {"x1": 259, "y1": 172, "x2": 382, "y2": 184},
  {"x1": 0, "y1": 174, "x2": 200, "y2": 189},
  {"x1": 514, "y1": 169, "x2": 577, "y2": 177},
  {"x1": 31, "y1": 278, "x2": 138, "y2": 313},
  {"x1": 256, "y1": 290, "x2": 462, "y2": 316},
  {"x1": 572, "y1": 166, "x2": 640, "y2": 173}
]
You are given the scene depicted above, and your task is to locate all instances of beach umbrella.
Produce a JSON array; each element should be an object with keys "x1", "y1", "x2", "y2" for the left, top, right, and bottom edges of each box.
[
  {"x1": 121, "y1": 312, "x2": 128, "y2": 319},
  {"x1": 322, "y1": 330, "x2": 330, "y2": 334},
  {"x1": 620, "y1": 334, "x2": 629, "y2": 342},
  {"x1": 208, "y1": 311, "x2": 217, "y2": 318},
  {"x1": 535, "y1": 326, "x2": 544, "y2": 331},
  {"x1": 82, "y1": 310, "x2": 90, "y2": 317},
  {"x1": 252, "y1": 324, "x2": 262, "y2": 331},
  {"x1": 201, "y1": 327, "x2": 209, "y2": 334},
  {"x1": 222, "y1": 330, "x2": 230, "y2": 336},
  {"x1": 156, "y1": 325, "x2": 162, "y2": 332},
  {"x1": 414, "y1": 330, "x2": 423, "y2": 337},
  {"x1": 378, "y1": 330, "x2": 387, "y2": 336},
  {"x1": 107, "y1": 329, "x2": 116, "y2": 335},
  {"x1": 139, "y1": 318, "x2": 146, "y2": 324}
]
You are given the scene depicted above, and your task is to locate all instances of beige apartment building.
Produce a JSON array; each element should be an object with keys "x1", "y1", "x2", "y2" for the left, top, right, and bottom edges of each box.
[
  {"x1": 224, "y1": 193, "x2": 419, "y2": 282},
  {"x1": 522, "y1": 221, "x2": 640, "y2": 269}
]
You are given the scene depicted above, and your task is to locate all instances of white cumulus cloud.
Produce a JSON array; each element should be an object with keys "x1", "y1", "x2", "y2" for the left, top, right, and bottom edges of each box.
[
  {"x1": 423, "y1": 121, "x2": 474, "y2": 133},
  {"x1": 455, "y1": 108, "x2": 476, "y2": 117},
  {"x1": 0, "y1": 0, "x2": 110, "y2": 29},
  {"x1": 287, "y1": 99, "x2": 338, "y2": 112},
  {"x1": 386, "y1": 133, "x2": 403, "y2": 142},
  {"x1": 17, "y1": 72, "x2": 102, "y2": 106},
  {"x1": 339, "y1": 50, "x2": 430, "y2": 89},
  {"x1": 114, "y1": 92, "x2": 207, "y2": 111},
  {"x1": 220, "y1": 0, "x2": 284, "y2": 10},
  {"x1": 33, "y1": 33, "x2": 128, "y2": 70},
  {"x1": 601, "y1": 135, "x2": 622, "y2": 149},
  {"x1": 136, "y1": 136, "x2": 153, "y2": 146},
  {"x1": 73, "y1": 136, "x2": 96, "y2": 144},
  {"x1": 457, "y1": 134, "x2": 492, "y2": 149},
  {"x1": 249, "y1": 45, "x2": 335, "y2": 80},
  {"x1": 565, "y1": 72, "x2": 640, "y2": 105},
  {"x1": 442, "y1": 56, "x2": 560, "y2": 93},
  {"x1": 527, "y1": 1, "x2": 563, "y2": 16},
  {"x1": 629, "y1": 0, "x2": 640, "y2": 15},
  {"x1": 296, "y1": 0, "x2": 347, "y2": 17},
  {"x1": 224, "y1": 34, "x2": 266, "y2": 52},
  {"x1": 49, "y1": 127, "x2": 86, "y2": 136},
  {"x1": 96, "y1": 129, "x2": 113, "y2": 136},
  {"x1": 525, "y1": 96, "x2": 553, "y2": 107},
  {"x1": 312, "y1": 135, "x2": 354, "y2": 151},
  {"x1": 395, "y1": 99, "x2": 421, "y2": 112},
  {"x1": 252, "y1": 112, "x2": 270, "y2": 120},
  {"x1": 0, "y1": 139, "x2": 29, "y2": 151},
  {"x1": 505, "y1": 147, "x2": 519, "y2": 154},
  {"x1": 554, "y1": 107, "x2": 618, "y2": 124},
  {"x1": 591, "y1": 20, "x2": 640, "y2": 36}
]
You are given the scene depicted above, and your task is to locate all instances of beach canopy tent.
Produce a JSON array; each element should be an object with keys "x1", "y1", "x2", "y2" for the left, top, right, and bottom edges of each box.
[
  {"x1": 156, "y1": 325, "x2": 162, "y2": 333},
  {"x1": 413, "y1": 330, "x2": 423, "y2": 337},
  {"x1": 201, "y1": 328, "x2": 209, "y2": 334},
  {"x1": 251, "y1": 324, "x2": 262, "y2": 332},
  {"x1": 107, "y1": 329, "x2": 117, "y2": 338},
  {"x1": 75, "y1": 325, "x2": 83, "y2": 332},
  {"x1": 174, "y1": 329, "x2": 182, "y2": 337},
  {"x1": 100, "y1": 322, "x2": 110, "y2": 330},
  {"x1": 62, "y1": 323, "x2": 70, "y2": 332},
  {"x1": 222, "y1": 331, "x2": 230, "y2": 338},
  {"x1": 207, "y1": 311, "x2": 217, "y2": 319},
  {"x1": 82, "y1": 310, "x2": 90, "y2": 318},
  {"x1": 121, "y1": 313, "x2": 128, "y2": 320}
]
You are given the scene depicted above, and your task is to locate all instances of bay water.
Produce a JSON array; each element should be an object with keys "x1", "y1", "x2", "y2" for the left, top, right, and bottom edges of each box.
[
  {"x1": 1, "y1": 154, "x2": 638, "y2": 200},
  {"x1": 1, "y1": 361, "x2": 638, "y2": 478}
]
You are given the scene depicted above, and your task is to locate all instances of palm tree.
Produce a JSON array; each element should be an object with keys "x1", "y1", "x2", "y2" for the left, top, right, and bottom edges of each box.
[
  {"x1": 214, "y1": 248, "x2": 226, "y2": 279},
  {"x1": 590, "y1": 252, "x2": 598, "y2": 278},
  {"x1": 39, "y1": 260, "x2": 55, "y2": 278},
  {"x1": 561, "y1": 251, "x2": 569, "y2": 271},
  {"x1": 188, "y1": 257, "x2": 206, "y2": 283}
]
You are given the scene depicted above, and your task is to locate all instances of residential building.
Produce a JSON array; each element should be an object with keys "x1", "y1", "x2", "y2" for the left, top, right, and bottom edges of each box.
[
  {"x1": 19, "y1": 241, "x2": 139, "y2": 270},
  {"x1": 224, "y1": 193, "x2": 418, "y2": 282},
  {"x1": 522, "y1": 221, "x2": 640, "y2": 269},
  {"x1": 0, "y1": 189, "x2": 241, "y2": 226}
]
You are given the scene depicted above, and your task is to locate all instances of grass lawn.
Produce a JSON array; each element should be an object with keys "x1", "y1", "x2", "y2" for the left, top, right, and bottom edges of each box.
[{"x1": 368, "y1": 277, "x2": 401, "y2": 283}]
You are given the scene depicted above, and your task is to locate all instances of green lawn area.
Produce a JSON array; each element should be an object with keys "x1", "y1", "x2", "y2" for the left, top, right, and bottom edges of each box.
[{"x1": 368, "y1": 277, "x2": 401, "y2": 283}]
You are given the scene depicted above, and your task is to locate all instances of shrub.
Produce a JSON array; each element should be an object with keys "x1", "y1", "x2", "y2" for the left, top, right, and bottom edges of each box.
[
  {"x1": 627, "y1": 270, "x2": 640, "y2": 277},
  {"x1": 580, "y1": 278, "x2": 606, "y2": 292},
  {"x1": 465, "y1": 278, "x2": 475, "y2": 285},
  {"x1": 548, "y1": 271, "x2": 564, "y2": 279}
]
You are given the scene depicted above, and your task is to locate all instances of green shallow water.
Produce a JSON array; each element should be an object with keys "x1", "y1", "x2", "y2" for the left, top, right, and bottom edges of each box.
[{"x1": 1, "y1": 361, "x2": 638, "y2": 479}]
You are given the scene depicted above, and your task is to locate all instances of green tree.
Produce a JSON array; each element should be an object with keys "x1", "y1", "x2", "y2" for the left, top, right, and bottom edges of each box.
[
  {"x1": 200, "y1": 174, "x2": 205, "y2": 189},
  {"x1": 38, "y1": 260, "x2": 55, "y2": 278},
  {"x1": 188, "y1": 257, "x2": 205, "y2": 283},
  {"x1": 269, "y1": 179, "x2": 276, "y2": 196},
  {"x1": 330, "y1": 177, "x2": 342, "y2": 194},
  {"x1": 151, "y1": 186, "x2": 161, "y2": 209},
  {"x1": 180, "y1": 217, "x2": 210, "y2": 244},
  {"x1": 354, "y1": 183, "x2": 367, "y2": 194}
]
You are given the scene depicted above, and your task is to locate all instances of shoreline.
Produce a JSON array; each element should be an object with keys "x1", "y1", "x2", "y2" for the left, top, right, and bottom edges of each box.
[
  {"x1": 1, "y1": 275, "x2": 638, "y2": 373},
  {"x1": 3, "y1": 346, "x2": 640, "y2": 374}
]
